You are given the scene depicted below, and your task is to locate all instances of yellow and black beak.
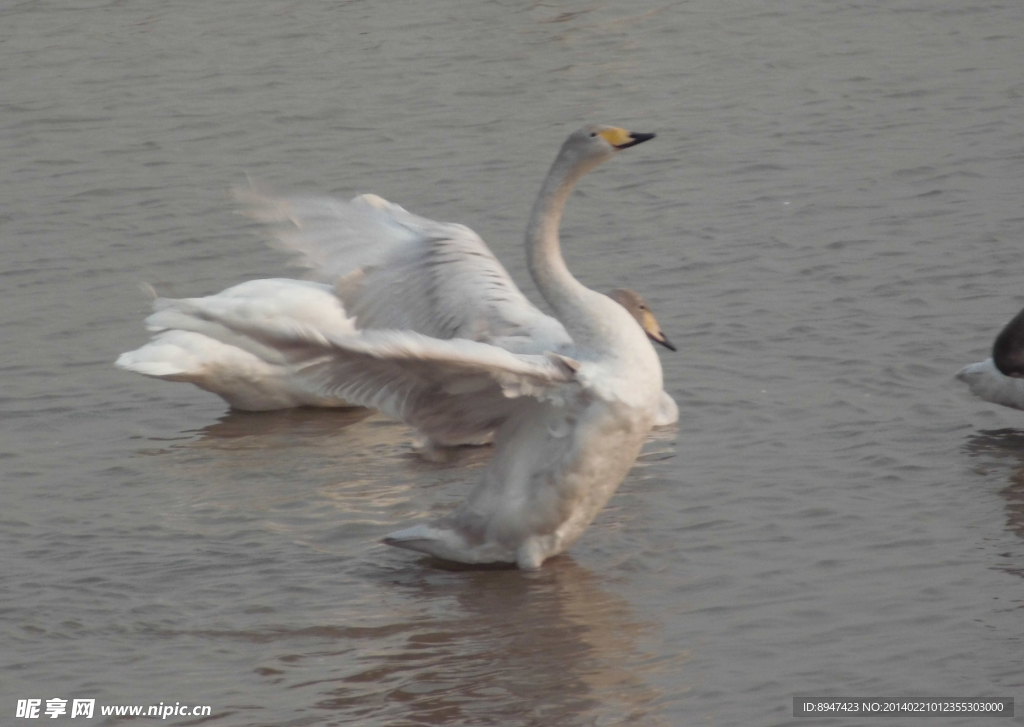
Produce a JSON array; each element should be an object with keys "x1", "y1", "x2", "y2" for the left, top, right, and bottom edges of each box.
[
  {"x1": 642, "y1": 310, "x2": 676, "y2": 351},
  {"x1": 597, "y1": 128, "x2": 657, "y2": 150},
  {"x1": 616, "y1": 131, "x2": 656, "y2": 150},
  {"x1": 647, "y1": 329, "x2": 676, "y2": 352}
]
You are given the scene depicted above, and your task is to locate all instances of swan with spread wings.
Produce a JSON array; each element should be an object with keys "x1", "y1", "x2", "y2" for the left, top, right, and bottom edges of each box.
[{"x1": 118, "y1": 125, "x2": 666, "y2": 568}]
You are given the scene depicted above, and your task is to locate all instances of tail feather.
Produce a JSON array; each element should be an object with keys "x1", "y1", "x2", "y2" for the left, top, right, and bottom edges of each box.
[
  {"x1": 115, "y1": 332, "x2": 211, "y2": 381},
  {"x1": 114, "y1": 352, "x2": 189, "y2": 379}
]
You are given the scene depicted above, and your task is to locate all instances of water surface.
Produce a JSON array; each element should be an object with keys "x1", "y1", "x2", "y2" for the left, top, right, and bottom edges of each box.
[{"x1": 2, "y1": 0, "x2": 1023, "y2": 724}]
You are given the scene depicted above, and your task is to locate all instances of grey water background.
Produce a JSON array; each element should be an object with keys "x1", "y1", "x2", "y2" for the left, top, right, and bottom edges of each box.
[{"x1": 2, "y1": 0, "x2": 1023, "y2": 724}]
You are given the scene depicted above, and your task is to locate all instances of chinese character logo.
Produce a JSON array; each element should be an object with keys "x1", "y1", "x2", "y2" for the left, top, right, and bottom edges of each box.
[
  {"x1": 44, "y1": 699, "x2": 67, "y2": 719},
  {"x1": 71, "y1": 700, "x2": 95, "y2": 719},
  {"x1": 17, "y1": 699, "x2": 41, "y2": 719}
]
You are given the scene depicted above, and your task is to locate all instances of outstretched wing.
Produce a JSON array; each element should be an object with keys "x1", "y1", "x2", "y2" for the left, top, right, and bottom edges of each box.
[
  {"x1": 139, "y1": 286, "x2": 580, "y2": 443},
  {"x1": 301, "y1": 330, "x2": 582, "y2": 445},
  {"x1": 234, "y1": 187, "x2": 571, "y2": 354}
]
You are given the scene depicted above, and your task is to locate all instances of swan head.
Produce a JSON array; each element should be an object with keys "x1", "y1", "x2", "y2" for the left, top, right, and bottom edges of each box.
[
  {"x1": 993, "y1": 306, "x2": 1024, "y2": 378},
  {"x1": 557, "y1": 125, "x2": 656, "y2": 174},
  {"x1": 607, "y1": 288, "x2": 676, "y2": 351}
]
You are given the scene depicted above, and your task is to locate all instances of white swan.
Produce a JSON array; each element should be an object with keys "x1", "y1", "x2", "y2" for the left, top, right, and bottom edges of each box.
[
  {"x1": 371, "y1": 125, "x2": 663, "y2": 567},
  {"x1": 957, "y1": 305, "x2": 1024, "y2": 410},
  {"x1": 116, "y1": 208, "x2": 679, "y2": 428}
]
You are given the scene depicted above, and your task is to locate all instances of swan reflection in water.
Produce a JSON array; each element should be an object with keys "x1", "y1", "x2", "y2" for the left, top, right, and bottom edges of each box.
[
  {"x1": 963, "y1": 430, "x2": 1024, "y2": 554},
  {"x1": 190, "y1": 407, "x2": 375, "y2": 442},
  {"x1": 301, "y1": 558, "x2": 679, "y2": 726}
]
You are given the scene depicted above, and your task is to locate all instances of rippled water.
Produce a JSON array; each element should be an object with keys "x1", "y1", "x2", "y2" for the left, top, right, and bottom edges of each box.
[{"x1": 3, "y1": 0, "x2": 1023, "y2": 725}]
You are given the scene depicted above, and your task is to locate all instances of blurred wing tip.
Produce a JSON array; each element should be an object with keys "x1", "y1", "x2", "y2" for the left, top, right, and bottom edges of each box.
[{"x1": 231, "y1": 184, "x2": 296, "y2": 224}]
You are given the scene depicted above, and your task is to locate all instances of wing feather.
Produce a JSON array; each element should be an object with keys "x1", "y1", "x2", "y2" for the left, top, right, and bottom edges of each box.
[
  {"x1": 141, "y1": 282, "x2": 579, "y2": 444},
  {"x1": 234, "y1": 187, "x2": 572, "y2": 353},
  {"x1": 295, "y1": 331, "x2": 581, "y2": 445}
]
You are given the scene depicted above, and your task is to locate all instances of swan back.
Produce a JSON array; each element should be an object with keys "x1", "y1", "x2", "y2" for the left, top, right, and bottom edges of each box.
[
  {"x1": 957, "y1": 358, "x2": 1024, "y2": 411},
  {"x1": 957, "y1": 305, "x2": 1024, "y2": 411}
]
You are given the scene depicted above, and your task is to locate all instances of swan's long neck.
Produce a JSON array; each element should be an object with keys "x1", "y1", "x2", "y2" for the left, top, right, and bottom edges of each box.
[{"x1": 526, "y1": 151, "x2": 613, "y2": 353}]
